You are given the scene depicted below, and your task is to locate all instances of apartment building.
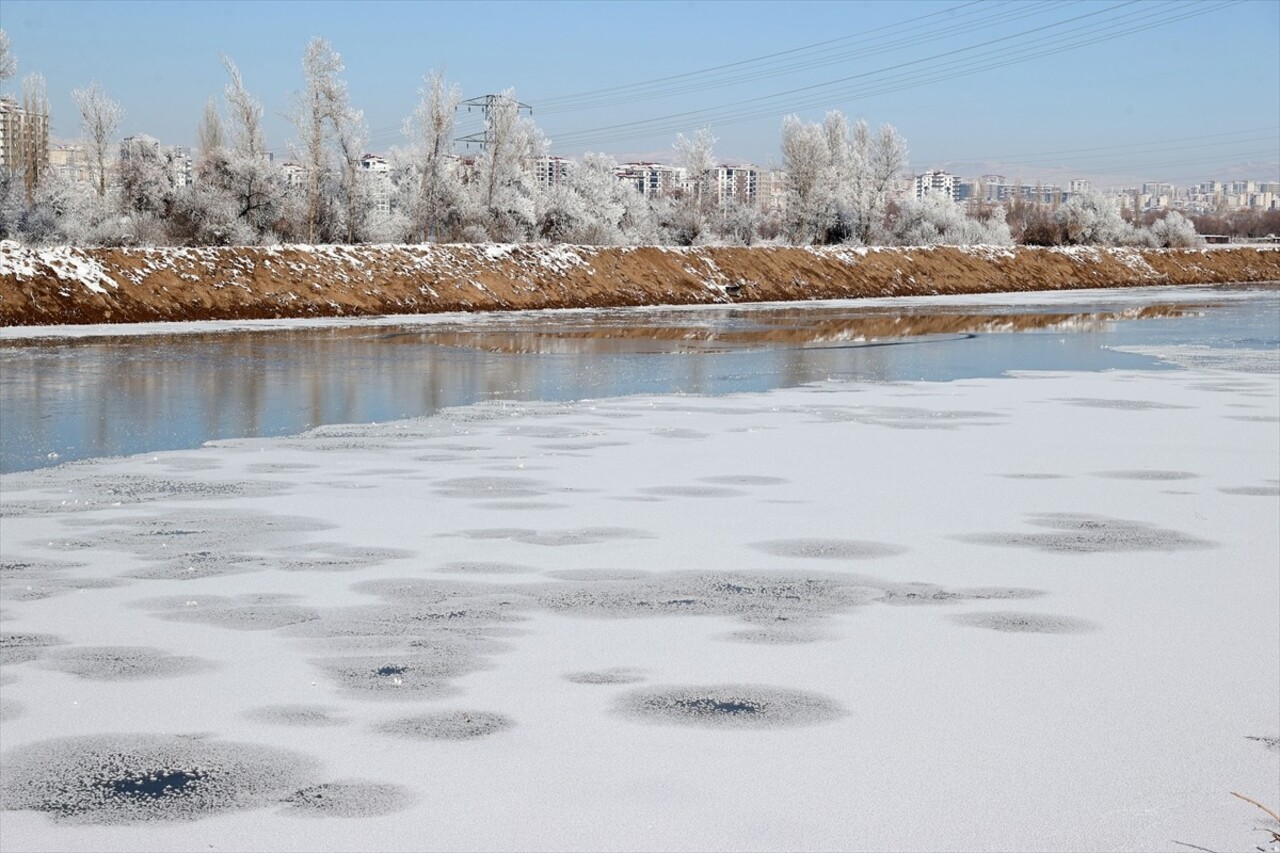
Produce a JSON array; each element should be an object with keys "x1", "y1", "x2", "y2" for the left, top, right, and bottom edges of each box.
[{"x1": 0, "y1": 96, "x2": 49, "y2": 180}]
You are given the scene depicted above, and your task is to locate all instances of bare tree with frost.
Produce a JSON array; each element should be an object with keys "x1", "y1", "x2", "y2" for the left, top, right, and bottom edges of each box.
[
  {"x1": 780, "y1": 114, "x2": 833, "y2": 244},
  {"x1": 404, "y1": 71, "x2": 462, "y2": 242},
  {"x1": 780, "y1": 111, "x2": 907, "y2": 245},
  {"x1": 72, "y1": 82, "x2": 123, "y2": 198},
  {"x1": 672, "y1": 127, "x2": 717, "y2": 243},
  {"x1": 843, "y1": 119, "x2": 908, "y2": 245},
  {"x1": 219, "y1": 56, "x2": 281, "y2": 241},
  {"x1": 196, "y1": 96, "x2": 225, "y2": 170},
  {"x1": 0, "y1": 29, "x2": 15, "y2": 85}
]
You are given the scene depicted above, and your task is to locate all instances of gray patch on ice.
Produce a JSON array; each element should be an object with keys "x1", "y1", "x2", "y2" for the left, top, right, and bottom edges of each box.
[
  {"x1": 650, "y1": 428, "x2": 709, "y2": 440},
  {"x1": 0, "y1": 474, "x2": 292, "y2": 517},
  {"x1": 476, "y1": 501, "x2": 570, "y2": 511},
  {"x1": 948, "y1": 611, "x2": 1099, "y2": 634},
  {"x1": 698, "y1": 475, "x2": 788, "y2": 486},
  {"x1": 1225, "y1": 414, "x2": 1280, "y2": 423},
  {"x1": 40, "y1": 646, "x2": 218, "y2": 681},
  {"x1": 312, "y1": 651, "x2": 483, "y2": 699},
  {"x1": 810, "y1": 406, "x2": 1003, "y2": 430},
  {"x1": 875, "y1": 583, "x2": 1046, "y2": 606},
  {"x1": 245, "y1": 462, "x2": 319, "y2": 473},
  {"x1": 0, "y1": 557, "x2": 87, "y2": 580},
  {"x1": 433, "y1": 476, "x2": 553, "y2": 500},
  {"x1": 449, "y1": 527, "x2": 656, "y2": 546},
  {"x1": 373, "y1": 710, "x2": 514, "y2": 740},
  {"x1": 536, "y1": 571, "x2": 878, "y2": 626},
  {"x1": 140, "y1": 594, "x2": 322, "y2": 631},
  {"x1": 437, "y1": 561, "x2": 538, "y2": 575},
  {"x1": 565, "y1": 667, "x2": 646, "y2": 685},
  {"x1": 615, "y1": 684, "x2": 846, "y2": 729},
  {"x1": 156, "y1": 457, "x2": 224, "y2": 472},
  {"x1": 751, "y1": 538, "x2": 906, "y2": 560},
  {"x1": 546, "y1": 569, "x2": 651, "y2": 582},
  {"x1": 2, "y1": 576, "x2": 127, "y2": 601},
  {"x1": 274, "y1": 544, "x2": 415, "y2": 573},
  {"x1": 1056, "y1": 397, "x2": 1191, "y2": 411},
  {"x1": 0, "y1": 632, "x2": 67, "y2": 665},
  {"x1": 956, "y1": 513, "x2": 1216, "y2": 553},
  {"x1": 0, "y1": 694, "x2": 21, "y2": 722},
  {"x1": 1219, "y1": 485, "x2": 1280, "y2": 496},
  {"x1": 999, "y1": 473, "x2": 1067, "y2": 480},
  {"x1": 1091, "y1": 470, "x2": 1200, "y2": 480},
  {"x1": 639, "y1": 485, "x2": 746, "y2": 498},
  {"x1": 537, "y1": 441, "x2": 629, "y2": 451},
  {"x1": 1246, "y1": 735, "x2": 1279, "y2": 751},
  {"x1": 281, "y1": 781, "x2": 415, "y2": 818},
  {"x1": 244, "y1": 705, "x2": 349, "y2": 728},
  {"x1": 54, "y1": 509, "x2": 333, "y2": 562},
  {"x1": 124, "y1": 551, "x2": 270, "y2": 582},
  {"x1": 718, "y1": 625, "x2": 830, "y2": 645},
  {"x1": 0, "y1": 733, "x2": 320, "y2": 825}
]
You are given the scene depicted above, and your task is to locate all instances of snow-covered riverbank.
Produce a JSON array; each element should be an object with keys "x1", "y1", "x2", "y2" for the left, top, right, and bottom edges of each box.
[{"x1": 1, "y1": 339, "x2": 1276, "y2": 850}]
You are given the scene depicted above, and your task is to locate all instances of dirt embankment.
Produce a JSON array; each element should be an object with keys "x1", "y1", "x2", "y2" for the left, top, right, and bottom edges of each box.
[{"x1": 1, "y1": 241, "x2": 1277, "y2": 327}]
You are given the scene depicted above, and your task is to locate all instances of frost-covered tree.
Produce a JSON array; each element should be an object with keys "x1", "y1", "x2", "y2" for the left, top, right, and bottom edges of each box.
[
  {"x1": 196, "y1": 97, "x2": 224, "y2": 169},
  {"x1": 780, "y1": 114, "x2": 832, "y2": 243},
  {"x1": 1147, "y1": 210, "x2": 1201, "y2": 248},
  {"x1": 0, "y1": 29, "x2": 16, "y2": 85},
  {"x1": 891, "y1": 192, "x2": 1013, "y2": 246},
  {"x1": 842, "y1": 119, "x2": 907, "y2": 245},
  {"x1": 118, "y1": 135, "x2": 173, "y2": 218},
  {"x1": 470, "y1": 89, "x2": 545, "y2": 242},
  {"x1": 72, "y1": 82, "x2": 123, "y2": 198},
  {"x1": 779, "y1": 111, "x2": 907, "y2": 245},
  {"x1": 672, "y1": 127, "x2": 717, "y2": 242},
  {"x1": 1053, "y1": 190, "x2": 1138, "y2": 246},
  {"x1": 716, "y1": 196, "x2": 764, "y2": 245},
  {"x1": 218, "y1": 56, "x2": 281, "y2": 241},
  {"x1": 290, "y1": 37, "x2": 365, "y2": 243},
  {"x1": 404, "y1": 71, "x2": 462, "y2": 242}
]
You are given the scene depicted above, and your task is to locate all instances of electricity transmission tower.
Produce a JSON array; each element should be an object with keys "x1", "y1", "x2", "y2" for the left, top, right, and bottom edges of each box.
[{"x1": 457, "y1": 94, "x2": 532, "y2": 151}]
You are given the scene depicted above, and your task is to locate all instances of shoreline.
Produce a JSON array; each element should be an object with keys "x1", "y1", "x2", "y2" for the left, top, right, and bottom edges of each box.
[{"x1": 2, "y1": 241, "x2": 1279, "y2": 327}]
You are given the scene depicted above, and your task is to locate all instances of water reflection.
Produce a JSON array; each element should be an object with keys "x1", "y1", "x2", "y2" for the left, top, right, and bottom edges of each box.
[{"x1": 1, "y1": 287, "x2": 1275, "y2": 473}]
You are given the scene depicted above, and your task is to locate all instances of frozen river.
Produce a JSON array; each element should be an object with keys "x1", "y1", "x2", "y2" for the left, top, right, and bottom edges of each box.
[
  {"x1": 2, "y1": 283, "x2": 1277, "y2": 472},
  {"x1": 1, "y1": 283, "x2": 1277, "y2": 851}
]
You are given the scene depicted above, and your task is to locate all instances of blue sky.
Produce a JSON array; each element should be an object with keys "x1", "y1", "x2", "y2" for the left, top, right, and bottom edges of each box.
[{"x1": 2, "y1": 0, "x2": 1276, "y2": 186}]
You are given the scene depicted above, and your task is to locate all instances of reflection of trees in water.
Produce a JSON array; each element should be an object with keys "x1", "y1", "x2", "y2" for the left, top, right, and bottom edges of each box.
[{"x1": 0, "y1": 301, "x2": 1208, "y2": 471}]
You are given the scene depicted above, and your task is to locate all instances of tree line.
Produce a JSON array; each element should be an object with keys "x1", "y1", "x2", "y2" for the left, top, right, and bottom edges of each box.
[{"x1": 0, "y1": 34, "x2": 1201, "y2": 249}]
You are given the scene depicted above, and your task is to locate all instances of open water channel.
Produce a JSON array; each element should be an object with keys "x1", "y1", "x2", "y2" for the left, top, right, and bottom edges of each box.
[{"x1": 1, "y1": 283, "x2": 1276, "y2": 473}]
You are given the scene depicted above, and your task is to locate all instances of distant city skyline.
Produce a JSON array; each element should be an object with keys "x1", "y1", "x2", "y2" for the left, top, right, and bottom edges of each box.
[{"x1": 2, "y1": 0, "x2": 1276, "y2": 187}]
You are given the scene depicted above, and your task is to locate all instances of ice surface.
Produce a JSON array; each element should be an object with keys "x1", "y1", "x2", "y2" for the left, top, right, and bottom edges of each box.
[{"x1": 0, "y1": 352, "x2": 1276, "y2": 851}]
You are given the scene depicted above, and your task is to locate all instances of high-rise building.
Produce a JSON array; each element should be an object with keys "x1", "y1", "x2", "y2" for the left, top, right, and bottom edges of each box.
[{"x1": 0, "y1": 96, "x2": 50, "y2": 181}]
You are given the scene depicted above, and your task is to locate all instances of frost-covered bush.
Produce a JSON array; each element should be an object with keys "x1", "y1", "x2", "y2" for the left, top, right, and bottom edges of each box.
[
  {"x1": 1053, "y1": 190, "x2": 1141, "y2": 246},
  {"x1": 892, "y1": 193, "x2": 1013, "y2": 246},
  {"x1": 1147, "y1": 210, "x2": 1202, "y2": 248}
]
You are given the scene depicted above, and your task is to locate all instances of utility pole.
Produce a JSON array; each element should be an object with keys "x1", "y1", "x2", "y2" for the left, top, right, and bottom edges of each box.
[{"x1": 457, "y1": 93, "x2": 531, "y2": 151}]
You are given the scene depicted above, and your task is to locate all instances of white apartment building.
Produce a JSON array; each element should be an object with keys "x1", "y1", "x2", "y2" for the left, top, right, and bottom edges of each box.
[
  {"x1": 913, "y1": 169, "x2": 959, "y2": 201},
  {"x1": 615, "y1": 162, "x2": 687, "y2": 198},
  {"x1": 0, "y1": 96, "x2": 49, "y2": 178},
  {"x1": 532, "y1": 155, "x2": 572, "y2": 189}
]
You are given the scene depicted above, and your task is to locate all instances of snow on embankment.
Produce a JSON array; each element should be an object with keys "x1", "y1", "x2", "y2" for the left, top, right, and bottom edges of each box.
[{"x1": 1, "y1": 240, "x2": 1277, "y2": 326}]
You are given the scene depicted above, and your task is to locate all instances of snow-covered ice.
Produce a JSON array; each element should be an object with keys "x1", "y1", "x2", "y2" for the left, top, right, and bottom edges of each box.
[{"x1": 0, "y1": 335, "x2": 1277, "y2": 850}]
